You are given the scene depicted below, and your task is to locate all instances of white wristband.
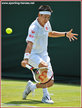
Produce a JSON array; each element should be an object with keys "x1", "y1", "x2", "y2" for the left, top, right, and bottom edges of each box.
[{"x1": 24, "y1": 53, "x2": 30, "y2": 59}]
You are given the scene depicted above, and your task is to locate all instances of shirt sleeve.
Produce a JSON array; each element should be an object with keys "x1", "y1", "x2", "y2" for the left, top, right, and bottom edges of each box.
[{"x1": 26, "y1": 25, "x2": 37, "y2": 43}]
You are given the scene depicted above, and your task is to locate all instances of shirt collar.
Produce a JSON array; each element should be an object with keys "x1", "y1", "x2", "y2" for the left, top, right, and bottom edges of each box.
[{"x1": 36, "y1": 17, "x2": 45, "y2": 29}]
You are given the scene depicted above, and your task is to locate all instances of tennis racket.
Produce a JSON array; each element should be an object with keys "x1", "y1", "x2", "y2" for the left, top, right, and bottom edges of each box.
[{"x1": 25, "y1": 64, "x2": 49, "y2": 83}]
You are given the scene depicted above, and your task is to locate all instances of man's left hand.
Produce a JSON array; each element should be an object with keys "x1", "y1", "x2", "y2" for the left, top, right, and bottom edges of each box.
[{"x1": 66, "y1": 29, "x2": 78, "y2": 42}]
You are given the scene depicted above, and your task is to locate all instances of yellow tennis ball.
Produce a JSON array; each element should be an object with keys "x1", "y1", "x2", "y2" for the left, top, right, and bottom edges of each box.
[{"x1": 6, "y1": 28, "x2": 12, "y2": 34}]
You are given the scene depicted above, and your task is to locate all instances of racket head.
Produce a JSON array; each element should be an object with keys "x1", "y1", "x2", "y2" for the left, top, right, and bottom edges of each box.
[
  {"x1": 32, "y1": 67, "x2": 49, "y2": 84},
  {"x1": 31, "y1": 69, "x2": 40, "y2": 83}
]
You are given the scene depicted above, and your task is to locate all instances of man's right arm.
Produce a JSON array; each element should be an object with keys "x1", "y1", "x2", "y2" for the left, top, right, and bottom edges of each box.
[{"x1": 21, "y1": 41, "x2": 33, "y2": 68}]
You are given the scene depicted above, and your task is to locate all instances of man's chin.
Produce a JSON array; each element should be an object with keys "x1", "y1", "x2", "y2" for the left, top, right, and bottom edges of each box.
[{"x1": 44, "y1": 22, "x2": 47, "y2": 24}]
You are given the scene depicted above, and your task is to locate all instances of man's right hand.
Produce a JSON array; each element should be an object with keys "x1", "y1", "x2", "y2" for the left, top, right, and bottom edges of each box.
[{"x1": 21, "y1": 59, "x2": 28, "y2": 68}]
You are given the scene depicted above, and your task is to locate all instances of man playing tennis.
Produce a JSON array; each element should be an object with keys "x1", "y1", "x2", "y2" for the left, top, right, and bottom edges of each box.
[{"x1": 21, "y1": 5, "x2": 78, "y2": 104}]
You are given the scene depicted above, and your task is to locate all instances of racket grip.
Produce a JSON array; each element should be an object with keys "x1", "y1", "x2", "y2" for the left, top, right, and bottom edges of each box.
[{"x1": 26, "y1": 64, "x2": 32, "y2": 70}]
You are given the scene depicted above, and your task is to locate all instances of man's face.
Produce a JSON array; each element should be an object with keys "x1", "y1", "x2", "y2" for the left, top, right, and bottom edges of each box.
[{"x1": 38, "y1": 14, "x2": 51, "y2": 26}]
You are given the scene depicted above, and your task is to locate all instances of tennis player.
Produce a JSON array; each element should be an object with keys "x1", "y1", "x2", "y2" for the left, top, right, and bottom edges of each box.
[{"x1": 21, "y1": 5, "x2": 78, "y2": 104}]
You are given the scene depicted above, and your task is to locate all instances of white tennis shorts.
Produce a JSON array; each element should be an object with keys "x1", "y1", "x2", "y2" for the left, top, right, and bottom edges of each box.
[{"x1": 28, "y1": 53, "x2": 54, "y2": 80}]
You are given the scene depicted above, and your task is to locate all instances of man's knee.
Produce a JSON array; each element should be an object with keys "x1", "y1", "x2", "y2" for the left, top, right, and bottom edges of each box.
[
  {"x1": 38, "y1": 61, "x2": 48, "y2": 68},
  {"x1": 46, "y1": 80, "x2": 54, "y2": 87},
  {"x1": 36, "y1": 79, "x2": 54, "y2": 88}
]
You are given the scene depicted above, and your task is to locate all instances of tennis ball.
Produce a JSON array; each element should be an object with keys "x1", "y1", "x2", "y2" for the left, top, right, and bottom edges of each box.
[{"x1": 6, "y1": 28, "x2": 12, "y2": 34}]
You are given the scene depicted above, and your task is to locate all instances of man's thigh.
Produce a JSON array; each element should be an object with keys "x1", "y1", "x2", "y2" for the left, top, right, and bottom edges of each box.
[
  {"x1": 29, "y1": 54, "x2": 54, "y2": 82},
  {"x1": 28, "y1": 54, "x2": 43, "y2": 68}
]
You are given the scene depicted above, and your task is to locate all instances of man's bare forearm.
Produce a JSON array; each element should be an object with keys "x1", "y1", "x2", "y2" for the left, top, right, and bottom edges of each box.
[
  {"x1": 48, "y1": 31, "x2": 66, "y2": 38},
  {"x1": 25, "y1": 41, "x2": 33, "y2": 53}
]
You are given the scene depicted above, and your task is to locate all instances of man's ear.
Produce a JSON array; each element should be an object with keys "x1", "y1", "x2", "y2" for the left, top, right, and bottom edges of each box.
[{"x1": 38, "y1": 13, "x2": 40, "y2": 17}]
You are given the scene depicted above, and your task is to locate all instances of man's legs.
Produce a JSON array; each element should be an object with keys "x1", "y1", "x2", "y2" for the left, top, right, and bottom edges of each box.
[
  {"x1": 23, "y1": 60, "x2": 54, "y2": 103},
  {"x1": 38, "y1": 61, "x2": 54, "y2": 103},
  {"x1": 23, "y1": 79, "x2": 54, "y2": 103}
]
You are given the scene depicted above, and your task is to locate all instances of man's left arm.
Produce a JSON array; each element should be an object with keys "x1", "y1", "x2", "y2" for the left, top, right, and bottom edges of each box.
[{"x1": 48, "y1": 29, "x2": 78, "y2": 41}]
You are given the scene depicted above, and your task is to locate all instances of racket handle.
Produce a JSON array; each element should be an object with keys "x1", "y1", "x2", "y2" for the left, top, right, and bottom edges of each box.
[{"x1": 26, "y1": 64, "x2": 32, "y2": 70}]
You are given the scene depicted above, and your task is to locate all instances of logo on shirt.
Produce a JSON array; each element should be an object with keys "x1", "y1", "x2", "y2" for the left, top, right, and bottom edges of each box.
[
  {"x1": 45, "y1": 27, "x2": 48, "y2": 31},
  {"x1": 31, "y1": 30, "x2": 35, "y2": 33},
  {"x1": 29, "y1": 34, "x2": 34, "y2": 38}
]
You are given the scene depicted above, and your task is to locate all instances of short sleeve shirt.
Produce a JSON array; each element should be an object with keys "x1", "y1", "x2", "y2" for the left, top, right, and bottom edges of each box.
[{"x1": 26, "y1": 18, "x2": 52, "y2": 54}]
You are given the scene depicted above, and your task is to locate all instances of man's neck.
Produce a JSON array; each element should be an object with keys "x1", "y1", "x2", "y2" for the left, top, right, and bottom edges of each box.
[{"x1": 37, "y1": 18, "x2": 44, "y2": 27}]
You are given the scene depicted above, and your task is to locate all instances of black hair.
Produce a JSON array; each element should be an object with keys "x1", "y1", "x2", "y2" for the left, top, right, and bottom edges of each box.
[{"x1": 38, "y1": 5, "x2": 53, "y2": 13}]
